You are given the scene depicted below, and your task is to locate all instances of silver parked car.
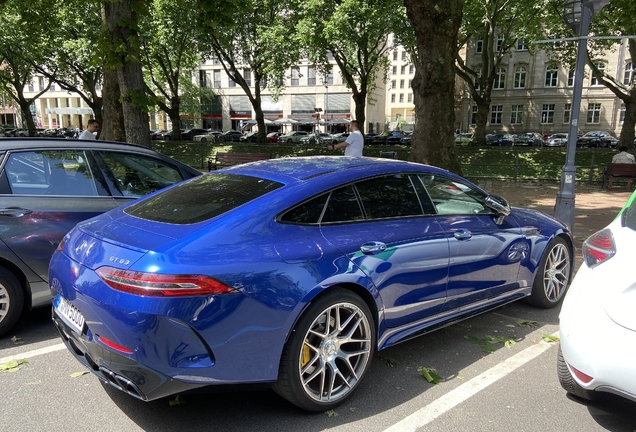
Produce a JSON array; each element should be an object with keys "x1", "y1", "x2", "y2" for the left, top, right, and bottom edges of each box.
[{"x1": 278, "y1": 131, "x2": 309, "y2": 144}]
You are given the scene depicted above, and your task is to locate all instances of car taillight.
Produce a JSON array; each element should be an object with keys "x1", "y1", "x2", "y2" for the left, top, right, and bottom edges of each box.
[
  {"x1": 95, "y1": 266, "x2": 238, "y2": 297},
  {"x1": 582, "y1": 228, "x2": 616, "y2": 268},
  {"x1": 54, "y1": 237, "x2": 66, "y2": 253}
]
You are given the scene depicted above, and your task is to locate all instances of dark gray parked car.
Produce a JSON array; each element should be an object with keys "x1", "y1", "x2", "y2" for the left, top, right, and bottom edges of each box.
[{"x1": 0, "y1": 139, "x2": 201, "y2": 337}]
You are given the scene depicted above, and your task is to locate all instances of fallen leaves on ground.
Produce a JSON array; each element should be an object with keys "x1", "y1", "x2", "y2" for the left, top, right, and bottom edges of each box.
[
  {"x1": 0, "y1": 359, "x2": 28, "y2": 372},
  {"x1": 418, "y1": 367, "x2": 442, "y2": 384}
]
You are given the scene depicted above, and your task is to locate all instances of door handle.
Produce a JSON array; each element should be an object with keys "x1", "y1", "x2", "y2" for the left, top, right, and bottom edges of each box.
[
  {"x1": 360, "y1": 241, "x2": 387, "y2": 255},
  {"x1": 453, "y1": 229, "x2": 472, "y2": 240},
  {"x1": 0, "y1": 207, "x2": 33, "y2": 217}
]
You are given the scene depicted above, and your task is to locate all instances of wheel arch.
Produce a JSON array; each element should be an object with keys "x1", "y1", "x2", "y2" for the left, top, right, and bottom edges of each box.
[{"x1": 0, "y1": 257, "x2": 31, "y2": 307}]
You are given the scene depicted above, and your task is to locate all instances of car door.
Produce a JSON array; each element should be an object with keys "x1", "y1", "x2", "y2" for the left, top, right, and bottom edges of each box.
[
  {"x1": 319, "y1": 174, "x2": 449, "y2": 328},
  {"x1": 0, "y1": 149, "x2": 118, "y2": 282},
  {"x1": 418, "y1": 174, "x2": 524, "y2": 313}
]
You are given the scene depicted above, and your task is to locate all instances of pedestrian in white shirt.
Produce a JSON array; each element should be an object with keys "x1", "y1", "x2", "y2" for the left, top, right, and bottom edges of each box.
[
  {"x1": 78, "y1": 119, "x2": 100, "y2": 140},
  {"x1": 612, "y1": 146, "x2": 636, "y2": 164},
  {"x1": 329, "y1": 120, "x2": 363, "y2": 157}
]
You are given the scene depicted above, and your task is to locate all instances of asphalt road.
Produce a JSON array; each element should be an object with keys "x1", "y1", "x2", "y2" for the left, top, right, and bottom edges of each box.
[{"x1": 2, "y1": 300, "x2": 635, "y2": 432}]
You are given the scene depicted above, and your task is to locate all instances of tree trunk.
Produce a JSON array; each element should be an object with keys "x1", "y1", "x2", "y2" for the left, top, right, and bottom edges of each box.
[
  {"x1": 103, "y1": 0, "x2": 150, "y2": 147},
  {"x1": 99, "y1": 67, "x2": 126, "y2": 141},
  {"x1": 352, "y1": 92, "x2": 366, "y2": 134},
  {"x1": 404, "y1": 0, "x2": 463, "y2": 175},
  {"x1": 473, "y1": 98, "x2": 490, "y2": 146},
  {"x1": 18, "y1": 98, "x2": 36, "y2": 135},
  {"x1": 619, "y1": 94, "x2": 636, "y2": 150}
]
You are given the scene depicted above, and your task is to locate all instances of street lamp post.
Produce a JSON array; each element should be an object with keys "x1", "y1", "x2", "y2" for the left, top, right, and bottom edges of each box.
[
  {"x1": 325, "y1": 84, "x2": 329, "y2": 134},
  {"x1": 554, "y1": 0, "x2": 610, "y2": 232}
]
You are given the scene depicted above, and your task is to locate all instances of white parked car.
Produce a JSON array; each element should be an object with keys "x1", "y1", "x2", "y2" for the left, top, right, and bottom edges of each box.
[
  {"x1": 559, "y1": 191, "x2": 636, "y2": 402},
  {"x1": 278, "y1": 131, "x2": 309, "y2": 144}
]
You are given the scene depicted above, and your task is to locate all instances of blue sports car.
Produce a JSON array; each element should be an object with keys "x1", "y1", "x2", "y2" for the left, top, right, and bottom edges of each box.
[{"x1": 50, "y1": 156, "x2": 573, "y2": 411}]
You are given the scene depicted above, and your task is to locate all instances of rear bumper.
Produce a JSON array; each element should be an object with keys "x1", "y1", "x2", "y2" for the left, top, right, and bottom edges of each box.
[{"x1": 53, "y1": 308, "x2": 203, "y2": 401}]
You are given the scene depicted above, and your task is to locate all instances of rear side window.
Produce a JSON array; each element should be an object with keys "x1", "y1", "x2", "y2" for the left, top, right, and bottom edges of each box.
[
  {"x1": 4, "y1": 150, "x2": 97, "y2": 196},
  {"x1": 356, "y1": 174, "x2": 423, "y2": 219},
  {"x1": 125, "y1": 173, "x2": 283, "y2": 224}
]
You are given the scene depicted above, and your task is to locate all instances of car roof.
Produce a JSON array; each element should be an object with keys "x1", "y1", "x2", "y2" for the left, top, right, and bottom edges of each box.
[{"x1": 220, "y1": 155, "x2": 452, "y2": 184}]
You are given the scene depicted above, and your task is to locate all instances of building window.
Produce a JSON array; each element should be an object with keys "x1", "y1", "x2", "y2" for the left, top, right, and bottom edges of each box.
[
  {"x1": 564, "y1": 103, "x2": 571, "y2": 124},
  {"x1": 308, "y1": 66, "x2": 316, "y2": 86},
  {"x1": 567, "y1": 70, "x2": 575, "y2": 87},
  {"x1": 408, "y1": 93, "x2": 412, "y2": 103},
  {"x1": 392, "y1": 65, "x2": 397, "y2": 75},
  {"x1": 474, "y1": 69, "x2": 482, "y2": 91},
  {"x1": 516, "y1": 39, "x2": 527, "y2": 50},
  {"x1": 39, "y1": 77, "x2": 45, "y2": 91},
  {"x1": 493, "y1": 67, "x2": 506, "y2": 89},
  {"x1": 544, "y1": 66, "x2": 558, "y2": 87},
  {"x1": 51, "y1": 83, "x2": 56, "y2": 91},
  {"x1": 401, "y1": 65, "x2": 406, "y2": 74},
  {"x1": 496, "y1": 34, "x2": 504, "y2": 52},
  {"x1": 514, "y1": 66, "x2": 526, "y2": 88},
  {"x1": 409, "y1": 65, "x2": 414, "y2": 74},
  {"x1": 471, "y1": 106, "x2": 478, "y2": 125},
  {"x1": 624, "y1": 62, "x2": 633, "y2": 85},
  {"x1": 476, "y1": 37, "x2": 483, "y2": 53},
  {"x1": 541, "y1": 104, "x2": 555, "y2": 124},
  {"x1": 510, "y1": 105, "x2": 523, "y2": 124},
  {"x1": 391, "y1": 94, "x2": 395, "y2": 103},
  {"x1": 490, "y1": 105, "x2": 503, "y2": 124},
  {"x1": 213, "y1": 70, "x2": 221, "y2": 88},
  {"x1": 591, "y1": 62, "x2": 605, "y2": 86},
  {"x1": 229, "y1": 77, "x2": 236, "y2": 87},
  {"x1": 408, "y1": 79, "x2": 412, "y2": 88},
  {"x1": 244, "y1": 68, "x2": 252, "y2": 86},
  {"x1": 28, "y1": 81, "x2": 34, "y2": 92},
  {"x1": 391, "y1": 80, "x2": 396, "y2": 89},
  {"x1": 620, "y1": 104, "x2": 626, "y2": 123},
  {"x1": 400, "y1": 79, "x2": 404, "y2": 89},
  {"x1": 325, "y1": 67, "x2": 334, "y2": 85},
  {"x1": 399, "y1": 93, "x2": 404, "y2": 103},
  {"x1": 587, "y1": 103, "x2": 601, "y2": 123},
  {"x1": 199, "y1": 70, "x2": 207, "y2": 87},
  {"x1": 291, "y1": 67, "x2": 300, "y2": 86},
  {"x1": 393, "y1": 51, "x2": 398, "y2": 61}
]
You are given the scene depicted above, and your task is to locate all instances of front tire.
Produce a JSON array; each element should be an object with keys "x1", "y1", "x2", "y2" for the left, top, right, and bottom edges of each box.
[
  {"x1": 557, "y1": 346, "x2": 597, "y2": 400},
  {"x1": 274, "y1": 288, "x2": 375, "y2": 412},
  {"x1": 0, "y1": 267, "x2": 24, "y2": 338},
  {"x1": 527, "y1": 237, "x2": 572, "y2": 308}
]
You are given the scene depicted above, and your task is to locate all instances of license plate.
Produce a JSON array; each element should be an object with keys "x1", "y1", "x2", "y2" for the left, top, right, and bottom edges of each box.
[{"x1": 54, "y1": 295, "x2": 85, "y2": 334}]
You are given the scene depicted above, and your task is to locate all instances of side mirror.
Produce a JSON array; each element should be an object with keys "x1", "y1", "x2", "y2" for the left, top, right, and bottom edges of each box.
[{"x1": 485, "y1": 194, "x2": 511, "y2": 224}]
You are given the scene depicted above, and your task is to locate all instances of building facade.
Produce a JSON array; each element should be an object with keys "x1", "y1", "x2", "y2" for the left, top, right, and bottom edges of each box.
[{"x1": 457, "y1": 37, "x2": 633, "y2": 137}]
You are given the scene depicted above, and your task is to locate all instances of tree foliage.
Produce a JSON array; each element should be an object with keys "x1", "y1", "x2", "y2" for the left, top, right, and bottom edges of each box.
[
  {"x1": 199, "y1": 0, "x2": 300, "y2": 141},
  {"x1": 298, "y1": 0, "x2": 404, "y2": 133},
  {"x1": 455, "y1": 0, "x2": 554, "y2": 146}
]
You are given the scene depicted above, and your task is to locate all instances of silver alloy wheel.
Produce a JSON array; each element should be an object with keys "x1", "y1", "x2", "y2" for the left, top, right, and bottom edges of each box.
[
  {"x1": 0, "y1": 283, "x2": 9, "y2": 323},
  {"x1": 299, "y1": 302, "x2": 372, "y2": 403},
  {"x1": 542, "y1": 242, "x2": 571, "y2": 302}
]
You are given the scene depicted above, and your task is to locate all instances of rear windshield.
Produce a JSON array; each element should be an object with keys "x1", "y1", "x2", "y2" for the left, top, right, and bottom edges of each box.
[{"x1": 124, "y1": 173, "x2": 283, "y2": 224}]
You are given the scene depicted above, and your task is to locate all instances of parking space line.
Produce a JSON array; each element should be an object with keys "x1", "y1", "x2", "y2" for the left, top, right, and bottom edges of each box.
[
  {"x1": 383, "y1": 334, "x2": 557, "y2": 432},
  {"x1": 0, "y1": 343, "x2": 66, "y2": 364}
]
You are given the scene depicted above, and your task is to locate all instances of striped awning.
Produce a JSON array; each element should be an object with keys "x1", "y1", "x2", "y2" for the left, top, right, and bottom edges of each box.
[{"x1": 45, "y1": 107, "x2": 94, "y2": 115}]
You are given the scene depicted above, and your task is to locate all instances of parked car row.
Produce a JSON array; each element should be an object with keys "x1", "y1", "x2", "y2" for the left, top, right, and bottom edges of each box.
[
  {"x1": 479, "y1": 131, "x2": 619, "y2": 148},
  {"x1": 0, "y1": 127, "x2": 82, "y2": 138}
]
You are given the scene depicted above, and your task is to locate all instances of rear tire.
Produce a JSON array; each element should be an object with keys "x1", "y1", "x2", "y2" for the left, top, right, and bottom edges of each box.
[
  {"x1": 527, "y1": 237, "x2": 572, "y2": 308},
  {"x1": 557, "y1": 346, "x2": 597, "y2": 400},
  {"x1": 0, "y1": 267, "x2": 24, "y2": 338},
  {"x1": 274, "y1": 288, "x2": 375, "y2": 412}
]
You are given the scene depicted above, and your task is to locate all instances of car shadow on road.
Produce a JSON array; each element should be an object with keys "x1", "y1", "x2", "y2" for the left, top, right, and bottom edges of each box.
[
  {"x1": 566, "y1": 393, "x2": 636, "y2": 430},
  {"x1": 0, "y1": 307, "x2": 58, "y2": 349},
  {"x1": 101, "y1": 301, "x2": 561, "y2": 431}
]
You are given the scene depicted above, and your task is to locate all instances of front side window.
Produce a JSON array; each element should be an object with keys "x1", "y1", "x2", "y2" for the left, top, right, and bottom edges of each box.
[
  {"x1": 419, "y1": 174, "x2": 489, "y2": 215},
  {"x1": 125, "y1": 173, "x2": 283, "y2": 224},
  {"x1": 545, "y1": 66, "x2": 558, "y2": 87},
  {"x1": 587, "y1": 103, "x2": 601, "y2": 123},
  {"x1": 98, "y1": 151, "x2": 185, "y2": 198},
  {"x1": 4, "y1": 150, "x2": 97, "y2": 196},
  {"x1": 514, "y1": 67, "x2": 526, "y2": 88},
  {"x1": 541, "y1": 104, "x2": 555, "y2": 124}
]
